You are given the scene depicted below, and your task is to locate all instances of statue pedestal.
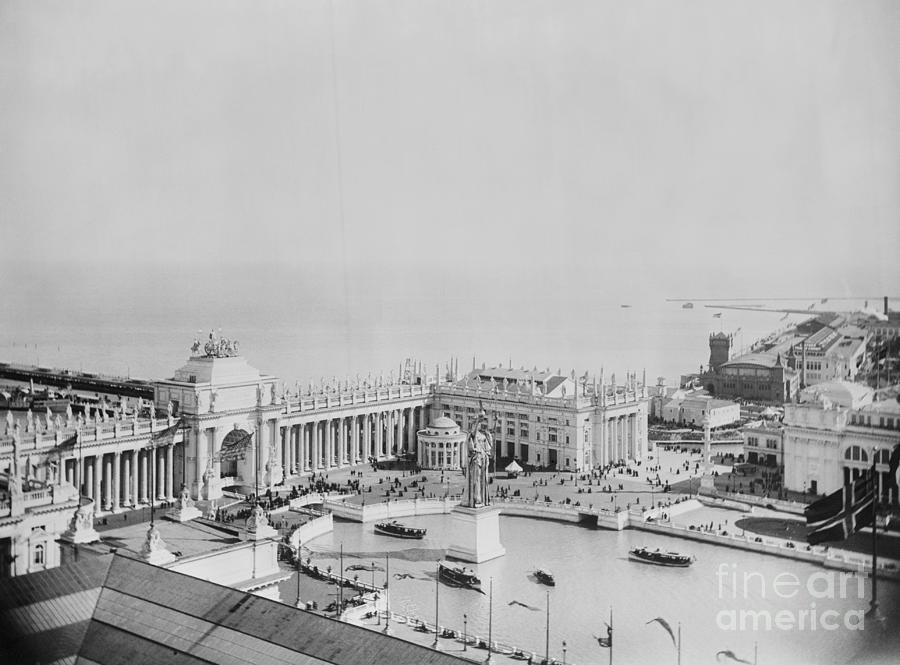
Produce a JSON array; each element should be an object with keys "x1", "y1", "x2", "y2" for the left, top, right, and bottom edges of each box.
[
  {"x1": 446, "y1": 505, "x2": 505, "y2": 564},
  {"x1": 699, "y1": 473, "x2": 717, "y2": 495},
  {"x1": 62, "y1": 498, "x2": 100, "y2": 544},
  {"x1": 166, "y1": 504, "x2": 202, "y2": 523},
  {"x1": 203, "y1": 475, "x2": 223, "y2": 501},
  {"x1": 140, "y1": 524, "x2": 176, "y2": 566}
]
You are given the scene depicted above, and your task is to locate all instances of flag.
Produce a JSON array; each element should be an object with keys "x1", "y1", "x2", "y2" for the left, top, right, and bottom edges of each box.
[
  {"x1": 646, "y1": 617, "x2": 676, "y2": 647},
  {"x1": 716, "y1": 650, "x2": 753, "y2": 664},
  {"x1": 149, "y1": 421, "x2": 180, "y2": 448},
  {"x1": 45, "y1": 433, "x2": 78, "y2": 465},
  {"x1": 217, "y1": 431, "x2": 253, "y2": 461},
  {"x1": 595, "y1": 622, "x2": 612, "y2": 648},
  {"x1": 889, "y1": 443, "x2": 900, "y2": 490},
  {"x1": 804, "y1": 471, "x2": 874, "y2": 545}
]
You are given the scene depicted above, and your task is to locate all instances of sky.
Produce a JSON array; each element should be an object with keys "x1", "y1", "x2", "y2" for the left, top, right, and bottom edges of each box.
[{"x1": 1, "y1": 0, "x2": 899, "y2": 319}]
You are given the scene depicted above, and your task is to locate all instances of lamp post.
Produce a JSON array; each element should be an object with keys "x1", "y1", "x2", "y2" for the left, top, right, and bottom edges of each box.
[
  {"x1": 562, "y1": 640, "x2": 567, "y2": 665},
  {"x1": 463, "y1": 614, "x2": 468, "y2": 651}
]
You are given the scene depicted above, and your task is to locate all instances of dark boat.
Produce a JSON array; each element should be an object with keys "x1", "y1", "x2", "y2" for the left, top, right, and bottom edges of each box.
[
  {"x1": 682, "y1": 302, "x2": 694, "y2": 309},
  {"x1": 373, "y1": 520, "x2": 426, "y2": 539},
  {"x1": 628, "y1": 547, "x2": 693, "y2": 567},
  {"x1": 534, "y1": 568, "x2": 555, "y2": 586},
  {"x1": 439, "y1": 561, "x2": 481, "y2": 588}
]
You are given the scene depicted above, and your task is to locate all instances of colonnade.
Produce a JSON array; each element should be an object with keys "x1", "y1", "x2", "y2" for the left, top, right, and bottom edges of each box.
[
  {"x1": 597, "y1": 411, "x2": 643, "y2": 467},
  {"x1": 279, "y1": 405, "x2": 427, "y2": 477},
  {"x1": 61, "y1": 443, "x2": 182, "y2": 513}
]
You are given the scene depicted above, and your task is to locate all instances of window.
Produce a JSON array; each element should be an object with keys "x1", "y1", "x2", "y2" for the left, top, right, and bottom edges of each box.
[
  {"x1": 507, "y1": 427, "x2": 516, "y2": 436},
  {"x1": 844, "y1": 446, "x2": 867, "y2": 462},
  {"x1": 33, "y1": 543, "x2": 44, "y2": 566}
]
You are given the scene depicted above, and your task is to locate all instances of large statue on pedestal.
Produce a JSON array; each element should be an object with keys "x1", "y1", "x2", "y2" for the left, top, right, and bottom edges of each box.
[
  {"x1": 463, "y1": 408, "x2": 493, "y2": 508},
  {"x1": 447, "y1": 405, "x2": 505, "y2": 563}
]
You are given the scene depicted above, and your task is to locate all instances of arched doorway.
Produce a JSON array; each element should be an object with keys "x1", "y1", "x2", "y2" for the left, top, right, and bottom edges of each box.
[
  {"x1": 220, "y1": 428, "x2": 251, "y2": 478},
  {"x1": 842, "y1": 445, "x2": 868, "y2": 485}
]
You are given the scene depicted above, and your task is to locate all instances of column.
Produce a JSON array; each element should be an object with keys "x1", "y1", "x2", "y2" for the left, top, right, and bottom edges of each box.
[
  {"x1": 74, "y1": 456, "x2": 81, "y2": 496},
  {"x1": 166, "y1": 444, "x2": 174, "y2": 499},
  {"x1": 93, "y1": 455, "x2": 102, "y2": 508},
  {"x1": 375, "y1": 413, "x2": 383, "y2": 458},
  {"x1": 85, "y1": 458, "x2": 93, "y2": 500},
  {"x1": 362, "y1": 413, "x2": 371, "y2": 462},
  {"x1": 339, "y1": 417, "x2": 347, "y2": 466},
  {"x1": 132, "y1": 450, "x2": 139, "y2": 505},
  {"x1": 112, "y1": 452, "x2": 121, "y2": 511},
  {"x1": 122, "y1": 453, "x2": 131, "y2": 507},
  {"x1": 104, "y1": 455, "x2": 113, "y2": 510},
  {"x1": 395, "y1": 410, "x2": 403, "y2": 454},
  {"x1": 313, "y1": 421, "x2": 322, "y2": 471},
  {"x1": 140, "y1": 450, "x2": 148, "y2": 503}
]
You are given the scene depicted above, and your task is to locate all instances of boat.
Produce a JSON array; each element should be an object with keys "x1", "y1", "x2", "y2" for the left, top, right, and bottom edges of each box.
[
  {"x1": 620, "y1": 304, "x2": 631, "y2": 308},
  {"x1": 682, "y1": 302, "x2": 694, "y2": 309},
  {"x1": 534, "y1": 568, "x2": 555, "y2": 586},
  {"x1": 628, "y1": 547, "x2": 693, "y2": 567},
  {"x1": 373, "y1": 520, "x2": 427, "y2": 539},
  {"x1": 438, "y1": 561, "x2": 481, "y2": 588}
]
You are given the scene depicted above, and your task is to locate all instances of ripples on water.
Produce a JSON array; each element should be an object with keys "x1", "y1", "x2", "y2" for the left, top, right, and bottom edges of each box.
[{"x1": 291, "y1": 513, "x2": 899, "y2": 665}]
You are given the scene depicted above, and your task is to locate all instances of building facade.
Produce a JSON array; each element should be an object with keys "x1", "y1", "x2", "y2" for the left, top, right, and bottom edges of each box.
[
  {"x1": 782, "y1": 381, "x2": 900, "y2": 500},
  {"x1": 742, "y1": 420, "x2": 784, "y2": 467},
  {"x1": 433, "y1": 365, "x2": 649, "y2": 472},
  {"x1": 661, "y1": 394, "x2": 740, "y2": 428}
]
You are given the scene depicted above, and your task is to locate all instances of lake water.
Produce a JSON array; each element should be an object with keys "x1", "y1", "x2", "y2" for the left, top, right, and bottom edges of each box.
[
  {"x1": 286, "y1": 512, "x2": 899, "y2": 665},
  {"x1": 2, "y1": 274, "x2": 883, "y2": 389}
]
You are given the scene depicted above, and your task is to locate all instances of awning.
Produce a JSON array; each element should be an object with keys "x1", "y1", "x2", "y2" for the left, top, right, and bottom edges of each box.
[{"x1": 505, "y1": 460, "x2": 523, "y2": 473}]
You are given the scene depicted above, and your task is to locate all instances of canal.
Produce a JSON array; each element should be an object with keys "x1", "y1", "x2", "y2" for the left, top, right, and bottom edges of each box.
[{"x1": 281, "y1": 511, "x2": 900, "y2": 665}]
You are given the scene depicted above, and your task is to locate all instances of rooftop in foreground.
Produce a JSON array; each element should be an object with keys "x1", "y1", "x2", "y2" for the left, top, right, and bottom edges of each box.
[{"x1": 0, "y1": 553, "x2": 473, "y2": 665}]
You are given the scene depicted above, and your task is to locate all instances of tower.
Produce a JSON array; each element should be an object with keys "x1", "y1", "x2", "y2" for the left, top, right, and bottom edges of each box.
[{"x1": 708, "y1": 332, "x2": 732, "y2": 371}]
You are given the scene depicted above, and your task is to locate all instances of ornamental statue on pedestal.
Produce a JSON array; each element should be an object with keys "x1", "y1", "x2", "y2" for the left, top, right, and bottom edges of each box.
[{"x1": 463, "y1": 407, "x2": 493, "y2": 508}]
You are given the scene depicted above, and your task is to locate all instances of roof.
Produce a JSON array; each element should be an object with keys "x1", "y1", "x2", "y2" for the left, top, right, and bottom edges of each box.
[
  {"x1": 0, "y1": 554, "x2": 472, "y2": 665},
  {"x1": 430, "y1": 416, "x2": 459, "y2": 429},
  {"x1": 799, "y1": 381, "x2": 873, "y2": 409},
  {"x1": 720, "y1": 353, "x2": 783, "y2": 369}
]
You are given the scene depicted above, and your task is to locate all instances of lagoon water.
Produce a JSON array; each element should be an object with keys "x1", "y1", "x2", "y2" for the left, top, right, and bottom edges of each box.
[{"x1": 289, "y1": 512, "x2": 899, "y2": 665}]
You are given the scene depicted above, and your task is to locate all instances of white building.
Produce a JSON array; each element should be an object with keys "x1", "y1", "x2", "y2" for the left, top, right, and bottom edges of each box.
[
  {"x1": 782, "y1": 381, "x2": 900, "y2": 500},
  {"x1": 742, "y1": 420, "x2": 784, "y2": 467},
  {"x1": 661, "y1": 394, "x2": 740, "y2": 429},
  {"x1": 0, "y1": 473, "x2": 81, "y2": 577},
  {"x1": 434, "y1": 364, "x2": 649, "y2": 472},
  {"x1": 416, "y1": 416, "x2": 466, "y2": 470}
]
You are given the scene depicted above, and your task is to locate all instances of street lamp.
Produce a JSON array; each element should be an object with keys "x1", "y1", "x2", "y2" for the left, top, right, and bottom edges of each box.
[
  {"x1": 562, "y1": 640, "x2": 567, "y2": 665},
  {"x1": 463, "y1": 614, "x2": 468, "y2": 651}
]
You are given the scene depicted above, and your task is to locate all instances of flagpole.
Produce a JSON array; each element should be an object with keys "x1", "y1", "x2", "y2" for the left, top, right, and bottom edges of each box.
[
  {"x1": 545, "y1": 589, "x2": 550, "y2": 665},
  {"x1": 677, "y1": 622, "x2": 681, "y2": 665},
  {"x1": 383, "y1": 553, "x2": 390, "y2": 634},
  {"x1": 870, "y1": 448, "x2": 879, "y2": 617},
  {"x1": 486, "y1": 577, "x2": 493, "y2": 664},
  {"x1": 609, "y1": 607, "x2": 613, "y2": 665},
  {"x1": 432, "y1": 561, "x2": 440, "y2": 649},
  {"x1": 339, "y1": 542, "x2": 344, "y2": 620},
  {"x1": 754, "y1": 641, "x2": 758, "y2": 665}
]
